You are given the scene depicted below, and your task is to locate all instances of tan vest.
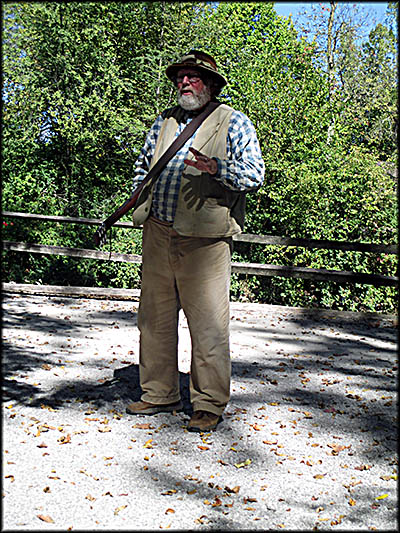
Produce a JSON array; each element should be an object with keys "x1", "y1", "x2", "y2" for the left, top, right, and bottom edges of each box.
[{"x1": 132, "y1": 103, "x2": 245, "y2": 237}]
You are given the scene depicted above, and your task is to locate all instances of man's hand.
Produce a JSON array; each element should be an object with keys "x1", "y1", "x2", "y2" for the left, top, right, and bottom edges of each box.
[{"x1": 184, "y1": 147, "x2": 218, "y2": 176}]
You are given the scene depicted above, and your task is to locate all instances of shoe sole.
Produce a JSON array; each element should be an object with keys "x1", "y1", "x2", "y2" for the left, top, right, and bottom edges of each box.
[
  {"x1": 186, "y1": 417, "x2": 222, "y2": 433},
  {"x1": 126, "y1": 402, "x2": 183, "y2": 415}
]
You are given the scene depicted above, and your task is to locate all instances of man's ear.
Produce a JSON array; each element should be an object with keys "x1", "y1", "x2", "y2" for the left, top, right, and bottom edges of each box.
[{"x1": 207, "y1": 77, "x2": 222, "y2": 97}]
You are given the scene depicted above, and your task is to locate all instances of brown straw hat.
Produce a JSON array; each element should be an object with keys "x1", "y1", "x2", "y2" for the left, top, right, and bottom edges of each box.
[{"x1": 165, "y1": 50, "x2": 227, "y2": 88}]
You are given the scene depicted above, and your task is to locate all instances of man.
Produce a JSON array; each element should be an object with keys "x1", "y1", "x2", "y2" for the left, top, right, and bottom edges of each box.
[{"x1": 126, "y1": 50, "x2": 265, "y2": 432}]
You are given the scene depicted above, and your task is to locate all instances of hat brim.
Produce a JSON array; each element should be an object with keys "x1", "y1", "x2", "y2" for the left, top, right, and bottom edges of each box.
[{"x1": 166, "y1": 62, "x2": 227, "y2": 88}]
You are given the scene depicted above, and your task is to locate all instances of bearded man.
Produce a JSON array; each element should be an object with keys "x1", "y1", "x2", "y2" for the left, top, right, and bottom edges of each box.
[{"x1": 126, "y1": 51, "x2": 265, "y2": 432}]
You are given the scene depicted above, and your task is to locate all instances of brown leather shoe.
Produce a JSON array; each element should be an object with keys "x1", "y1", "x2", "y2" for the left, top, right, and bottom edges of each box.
[
  {"x1": 187, "y1": 410, "x2": 222, "y2": 433},
  {"x1": 126, "y1": 400, "x2": 183, "y2": 415}
]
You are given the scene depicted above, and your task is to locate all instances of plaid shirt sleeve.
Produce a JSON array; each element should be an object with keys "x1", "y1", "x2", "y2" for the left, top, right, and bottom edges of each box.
[
  {"x1": 131, "y1": 115, "x2": 163, "y2": 192},
  {"x1": 213, "y1": 110, "x2": 265, "y2": 191}
]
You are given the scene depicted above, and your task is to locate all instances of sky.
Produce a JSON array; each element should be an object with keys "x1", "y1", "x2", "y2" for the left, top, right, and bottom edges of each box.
[
  {"x1": 272, "y1": 2, "x2": 392, "y2": 44},
  {"x1": 273, "y1": 1, "x2": 390, "y2": 23}
]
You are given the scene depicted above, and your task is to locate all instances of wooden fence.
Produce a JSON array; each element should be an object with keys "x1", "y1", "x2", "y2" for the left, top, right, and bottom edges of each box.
[{"x1": 2, "y1": 211, "x2": 399, "y2": 289}]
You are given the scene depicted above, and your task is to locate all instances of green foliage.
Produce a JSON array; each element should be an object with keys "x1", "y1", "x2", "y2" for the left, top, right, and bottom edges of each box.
[{"x1": 1, "y1": 1, "x2": 398, "y2": 313}]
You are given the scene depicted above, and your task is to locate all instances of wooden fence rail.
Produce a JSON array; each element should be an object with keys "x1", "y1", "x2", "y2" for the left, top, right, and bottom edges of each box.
[{"x1": 2, "y1": 211, "x2": 399, "y2": 288}]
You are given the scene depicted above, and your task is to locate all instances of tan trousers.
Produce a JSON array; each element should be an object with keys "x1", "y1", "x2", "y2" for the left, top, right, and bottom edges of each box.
[{"x1": 137, "y1": 216, "x2": 232, "y2": 416}]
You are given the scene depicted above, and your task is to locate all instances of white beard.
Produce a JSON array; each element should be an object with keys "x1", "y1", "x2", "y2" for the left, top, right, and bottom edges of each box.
[{"x1": 177, "y1": 86, "x2": 212, "y2": 111}]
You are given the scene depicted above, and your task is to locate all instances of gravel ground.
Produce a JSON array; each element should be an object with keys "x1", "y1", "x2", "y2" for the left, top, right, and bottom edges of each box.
[{"x1": 2, "y1": 293, "x2": 398, "y2": 531}]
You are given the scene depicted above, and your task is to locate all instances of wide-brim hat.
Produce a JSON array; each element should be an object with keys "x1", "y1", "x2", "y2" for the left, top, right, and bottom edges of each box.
[{"x1": 165, "y1": 50, "x2": 227, "y2": 88}]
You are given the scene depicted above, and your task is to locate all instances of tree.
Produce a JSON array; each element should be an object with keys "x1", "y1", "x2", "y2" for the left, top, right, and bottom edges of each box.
[
  {"x1": 293, "y1": 1, "x2": 398, "y2": 159},
  {"x1": 2, "y1": 2, "x2": 206, "y2": 217},
  {"x1": 2, "y1": 1, "x2": 397, "y2": 313}
]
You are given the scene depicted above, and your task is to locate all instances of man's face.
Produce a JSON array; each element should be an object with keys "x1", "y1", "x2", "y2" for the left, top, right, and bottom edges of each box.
[{"x1": 176, "y1": 68, "x2": 212, "y2": 111}]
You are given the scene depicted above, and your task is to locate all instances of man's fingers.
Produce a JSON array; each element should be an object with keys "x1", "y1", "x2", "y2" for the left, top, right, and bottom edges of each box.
[{"x1": 189, "y1": 147, "x2": 202, "y2": 156}]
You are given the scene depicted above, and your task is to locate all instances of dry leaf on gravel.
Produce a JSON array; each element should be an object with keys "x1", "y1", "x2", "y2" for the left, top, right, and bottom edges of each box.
[
  {"x1": 194, "y1": 515, "x2": 208, "y2": 524},
  {"x1": 133, "y1": 423, "x2": 154, "y2": 430},
  {"x1": 225, "y1": 485, "x2": 240, "y2": 494},
  {"x1": 327, "y1": 443, "x2": 350, "y2": 454},
  {"x1": 376, "y1": 493, "x2": 389, "y2": 500},
  {"x1": 37, "y1": 515, "x2": 54, "y2": 523},
  {"x1": 234, "y1": 459, "x2": 251, "y2": 468},
  {"x1": 354, "y1": 464, "x2": 372, "y2": 471},
  {"x1": 114, "y1": 505, "x2": 127, "y2": 515}
]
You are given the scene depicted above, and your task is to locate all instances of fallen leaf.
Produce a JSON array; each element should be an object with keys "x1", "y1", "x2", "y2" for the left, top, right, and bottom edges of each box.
[
  {"x1": 225, "y1": 485, "x2": 240, "y2": 494},
  {"x1": 234, "y1": 459, "x2": 251, "y2": 468},
  {"x1": 354, "y1": 464, "x2": 372, "y2": 471},
  {"x1": 375, "y1": 494, "x2": 389, "y2": 500},
  {"x1": 348, "y1": 498, "x2": 356, "y2": 506},
  {"x1": 197, "y1": 446, "x2": 209, "y2": 451},
  {"x1": 37, "y1": 515, "x2": 54, "y2": 523},
  {"x1": 327, "y1": 443, "x2": 350, "y2": 455},
  {"x1": 114, "y1": 505, "x2": 127, "y2": 515},
  {"x1": 313, "y1": 474, "x2": 326, "y2": 480},
  {"x1": 330, "y1": 515, "x2": 345, "y2": 526},
  {"x1": 5, "y1": 475, "x2": 15, "y2": 482},
  {"x1": 165, "y1": 508, "x2": 175, "y2": 514},
  {"x1": 41, "y1": 404, "x2": 57, "y2": 412},
  {"x1": 58, "y1": 434, "x2": 71, "y2": 444},
  {"x1": 133, "y1": 423, "x2": 154, "y2": 430},
  {"x1": 212, "y1": 497, "x2": 222, "y2": 507}
]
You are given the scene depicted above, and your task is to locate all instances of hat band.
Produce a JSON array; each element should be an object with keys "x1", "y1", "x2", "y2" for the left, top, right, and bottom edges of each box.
[{"x1": 180, "y1": 54, "x2": 217, "y2": 71}]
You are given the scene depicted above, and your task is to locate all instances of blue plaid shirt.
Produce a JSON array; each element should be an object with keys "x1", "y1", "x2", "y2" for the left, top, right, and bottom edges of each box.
[{"x1": 132, "y1": 107, "x2": 265, "y2": 223}]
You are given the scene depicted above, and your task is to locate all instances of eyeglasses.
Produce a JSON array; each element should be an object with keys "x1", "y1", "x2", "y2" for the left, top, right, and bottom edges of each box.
[{"x1": 176, "y1": 74, "x2": 202, "y2": 84}]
